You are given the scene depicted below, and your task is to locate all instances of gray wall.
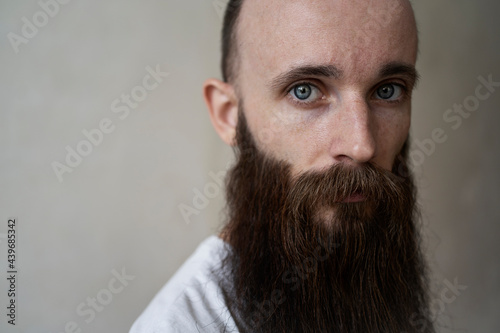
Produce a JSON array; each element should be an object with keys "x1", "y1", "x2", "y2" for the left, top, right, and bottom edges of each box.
[
  {"x1": 0, "y1": 0, "x2": 498, "y2": 332},
  {"x1": 412, "y1": 1, "x2": 500, "y2": 331}
]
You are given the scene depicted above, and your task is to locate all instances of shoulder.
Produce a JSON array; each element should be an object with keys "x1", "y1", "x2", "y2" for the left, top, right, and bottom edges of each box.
[{"x1": 129, "y1": 236, "x2": 239, "y2": 333}]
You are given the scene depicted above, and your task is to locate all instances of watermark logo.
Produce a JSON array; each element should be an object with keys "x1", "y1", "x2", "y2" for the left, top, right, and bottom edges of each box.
[
  {"x1": 408, "y1": 74, "x2": 499, "y2": 170},
  {"x1": 178, "y1": 168, "x2": 227, "y2": 224},
  {"x1": 409, "y1": 277, "x2": 468, "y2": 332},
  {"x1": 56, "y1": 267, "x2": 135, "y2": 333},
  {"x1": 51, "y1": 64, "x2": 169, "y2": 182},
  {"x1": 7, "y1": 0, "x2": 75, "y2": 54}
]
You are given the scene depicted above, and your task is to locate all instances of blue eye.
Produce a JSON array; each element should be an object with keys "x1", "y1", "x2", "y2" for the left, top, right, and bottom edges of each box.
[
  {"x1": 293, "y1": 84, "x2": 312, "y2": 100},
  {"x1": 376, "y1": 83, "x2": 403, "y2": 101},
  {"x1": 289, "y1": 83, "x2": 323, "y2": 105}
]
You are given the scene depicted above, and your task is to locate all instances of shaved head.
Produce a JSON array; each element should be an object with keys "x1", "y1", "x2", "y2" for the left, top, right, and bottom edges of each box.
[{"x1": 221, "y1": 0, "x2": 417, "y2": 86}]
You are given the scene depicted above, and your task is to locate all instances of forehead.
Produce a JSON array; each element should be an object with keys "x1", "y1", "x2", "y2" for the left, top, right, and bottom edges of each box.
[{"x1": 236, "y1": 0, "x2": 418, "y2": 84}]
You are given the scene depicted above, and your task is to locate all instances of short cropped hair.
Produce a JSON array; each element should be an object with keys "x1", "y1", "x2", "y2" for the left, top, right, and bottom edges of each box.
[{"x1": 221, "y1": 0, "x2": 245, "y2": 83}]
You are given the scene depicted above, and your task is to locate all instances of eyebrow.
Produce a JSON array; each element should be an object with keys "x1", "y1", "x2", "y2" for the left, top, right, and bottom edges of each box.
[
  {"x1": 269, "y1": 64, "x2": 343, "y2": 91},
  {"x1": 379, "y1": 62, "x2": 420, "y2": 87},
  {"x1": 268, "y1": 62, "x2": 420, "y2": 92}
]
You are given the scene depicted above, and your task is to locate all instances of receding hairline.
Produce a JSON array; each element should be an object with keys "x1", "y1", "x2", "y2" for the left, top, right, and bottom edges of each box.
[
  {"x1": 222, "y1": 0, "x2": 418, "y2": 85},
  {"x1": 221, "y1": 0, "x2": 244, "y2": 83}
]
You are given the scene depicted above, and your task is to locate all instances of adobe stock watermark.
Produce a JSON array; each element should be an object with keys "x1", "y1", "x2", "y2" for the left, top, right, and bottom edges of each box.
[
  {"x1": 179, "y1": 73, "x2": 499, "y2": 222},
  {"x1": 401, "y1": 74, "x2": 499, "y2": 173},
  {"x1": 177, "y1": 106, "x2": 289, "y2": 224},
  {"x1": 178, "y1": 167, "x2": 228, "y2": 224},
  {"x1": 7, "y1": 0, "x2": 74, "y2": 54},
  {"x1": 56, "y1": 267, "x2": 135, "y2": 333},
  {"x1": 408, "y1": 277, "x2": 468, "y2": 332},
  {"x1": 51, "y1": 64, "x2": 169, "y2": 183},
  {"x1": 248, "y1": 237, "x2": 341, "y2": 328},
  {"x1": 364, "y1": 0, "x2": 403, "y2": 38}
]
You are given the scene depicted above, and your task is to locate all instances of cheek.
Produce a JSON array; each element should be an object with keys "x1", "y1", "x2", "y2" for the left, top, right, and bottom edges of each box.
[
  {"x1": 243, "y1": 103, "x2": 315, "y2": 167},
  {"x1": 375, "y1": 112, "x2": 411, "y2": 169},
  {"x1": 243, "y1": 99, "x2": 289, "y2": 153}
]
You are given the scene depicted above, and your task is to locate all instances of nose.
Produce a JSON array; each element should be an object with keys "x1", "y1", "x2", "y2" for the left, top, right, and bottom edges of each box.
[{"x1": 330, "y1": 98, "x2": 377, "y2": 165}]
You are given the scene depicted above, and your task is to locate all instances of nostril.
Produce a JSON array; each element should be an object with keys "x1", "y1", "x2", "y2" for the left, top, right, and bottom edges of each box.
[{"x1": 334, "y1": 154, "x2": 355, "y2": 164}]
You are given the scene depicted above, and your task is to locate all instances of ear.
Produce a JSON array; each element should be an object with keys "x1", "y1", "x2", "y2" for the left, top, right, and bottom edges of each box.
[{"x1": 203, "y1": 78, "x2": 239, "y2": 146}]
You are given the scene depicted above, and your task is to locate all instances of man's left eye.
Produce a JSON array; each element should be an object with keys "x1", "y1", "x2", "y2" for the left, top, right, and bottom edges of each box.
[{"x1": 375, "y1": 83, "x2": 404, "y2": 101}]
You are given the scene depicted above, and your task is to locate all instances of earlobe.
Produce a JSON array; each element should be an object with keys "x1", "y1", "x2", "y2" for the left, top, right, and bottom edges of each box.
[{"x1": 203, "y1": 78, "x2": 239, "y2": 146}]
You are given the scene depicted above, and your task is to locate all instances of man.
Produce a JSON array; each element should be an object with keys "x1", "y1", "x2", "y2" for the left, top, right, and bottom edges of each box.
[{"x1": 130, "y1": 0, "x2": 434, "y2": 332}]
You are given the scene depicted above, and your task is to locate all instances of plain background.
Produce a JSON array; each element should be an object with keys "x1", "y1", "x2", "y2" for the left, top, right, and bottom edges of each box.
[{"x1": 0, "y1": 0, "x2": 499, "y2": 332}]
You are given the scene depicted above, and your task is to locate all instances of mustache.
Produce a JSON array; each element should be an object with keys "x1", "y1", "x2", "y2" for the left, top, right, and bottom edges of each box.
[{"x1": 287, "y1": 162, "x2": 413, "y2": 215}]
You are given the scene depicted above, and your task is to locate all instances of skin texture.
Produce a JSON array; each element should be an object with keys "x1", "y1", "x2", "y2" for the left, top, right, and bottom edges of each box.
[
  {"x1": 204, "y1": 0, "x2": 419, "y2": 175},
  {"x1": 203, "y1": 2, "x2": 434, "y2": 331}
]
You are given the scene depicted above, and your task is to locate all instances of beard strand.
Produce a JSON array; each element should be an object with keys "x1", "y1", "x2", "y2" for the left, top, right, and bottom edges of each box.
[{"x1": 217, "y1": 108, "x2": 434, "y2": 333}]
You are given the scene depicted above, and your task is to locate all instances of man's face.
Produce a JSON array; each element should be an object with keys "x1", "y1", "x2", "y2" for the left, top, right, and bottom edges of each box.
[
  {"x1": 214, "y1": 2, "x2": 432, "y2": 331},
  {"x1": 235, "y1": 0, "x2": 418, "y2": 174}
]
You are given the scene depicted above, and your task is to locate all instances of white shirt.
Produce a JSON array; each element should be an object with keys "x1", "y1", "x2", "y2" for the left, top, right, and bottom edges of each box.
[{"x1": 129, "y1": 236, "x2": 239, "y2": 333}]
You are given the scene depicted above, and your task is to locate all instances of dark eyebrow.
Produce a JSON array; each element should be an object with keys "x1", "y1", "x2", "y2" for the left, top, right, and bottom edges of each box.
[
  {"x1": 379, "y1": 62, "x2": 420, "y2": 87},
  {"x1": 269, "y1": 65, "x2": 343, "y2": 91}
]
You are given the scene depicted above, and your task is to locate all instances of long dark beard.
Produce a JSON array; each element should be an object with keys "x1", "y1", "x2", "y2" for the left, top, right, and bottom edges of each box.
[{"x1": 218, "y1": 109, "x2": 434, "y2": 333}]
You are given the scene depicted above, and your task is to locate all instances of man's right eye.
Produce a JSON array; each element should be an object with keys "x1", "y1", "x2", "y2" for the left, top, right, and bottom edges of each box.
[
  {"x1": 293, "y1": 84, "x2": 312, "y2": 100},
  {"x1": 288, "y1": 83, "x2": 323, "y2": 105}
]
